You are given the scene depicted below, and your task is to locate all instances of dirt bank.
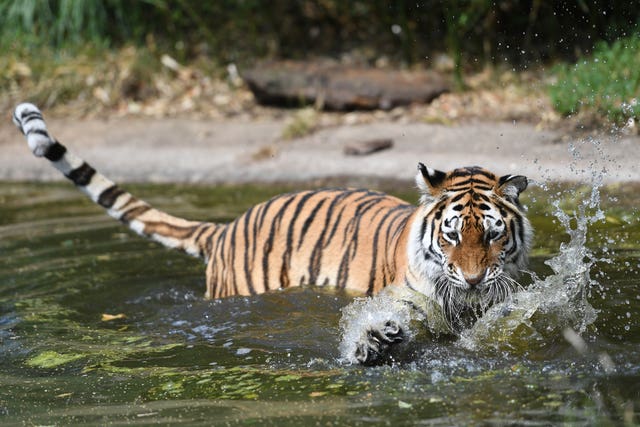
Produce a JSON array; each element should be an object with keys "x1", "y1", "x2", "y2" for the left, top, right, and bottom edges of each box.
[{"x1": 1, "y1": 116, "x2": 637, "y2": 185}]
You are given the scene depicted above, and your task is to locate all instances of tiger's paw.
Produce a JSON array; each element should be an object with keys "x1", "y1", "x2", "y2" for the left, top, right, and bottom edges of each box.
[
  {"x1": 13, "y1": 103, "x2": 54, "y2": 157},
  {"x1": 354, "y1": 319, "x2": 404, "y2": 365}
]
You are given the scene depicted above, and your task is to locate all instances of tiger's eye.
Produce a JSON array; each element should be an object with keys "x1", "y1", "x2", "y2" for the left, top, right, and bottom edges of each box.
[{"x1": 446, "y1": 231, "x2": 458, "y2": 241}]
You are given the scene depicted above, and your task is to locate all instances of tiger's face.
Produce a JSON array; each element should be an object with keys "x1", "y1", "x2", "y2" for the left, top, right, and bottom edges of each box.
[{"x1": 408, "y1": 164, "x2": 532, "y2": 326}]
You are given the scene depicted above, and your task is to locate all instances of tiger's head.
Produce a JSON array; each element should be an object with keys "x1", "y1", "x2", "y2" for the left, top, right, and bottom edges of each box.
[{"x1": 408, "y1": 163, "x2": 533, "y2": 327}]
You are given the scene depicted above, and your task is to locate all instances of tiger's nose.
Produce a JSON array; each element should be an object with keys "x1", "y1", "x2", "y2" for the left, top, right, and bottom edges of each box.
[{"x1": 464, "y1": 270, "x2": 486, "y2": 287}]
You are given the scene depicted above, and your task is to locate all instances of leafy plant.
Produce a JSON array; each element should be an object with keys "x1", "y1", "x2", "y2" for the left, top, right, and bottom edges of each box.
[
  {"x1": 549, "y1": 34, "x2": 640, "y2": 124},
  {"x1": 0, "y1": 0, "x2": 172, "y2": 52}
]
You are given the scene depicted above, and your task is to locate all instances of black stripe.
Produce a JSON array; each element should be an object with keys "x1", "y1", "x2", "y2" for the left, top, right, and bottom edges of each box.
[
  {"x1": 120, "y1": 205, "x2": 151, "y2": 223},
  {"x1": 420, "y1": 216, "x2": 428, "y2": 242},
  {"x1": 190, "y1": 223, "x2": 209, "y2": 243},
  {"x1": 258, "y1": 194, "x2": 285, "y2": 230},
  {"x1": 262, "y1": 195, "x2": 297, "y2": 292},
  {"x1": 28, "y1": 128, "x2": 50, "y2": 138},
  {"x1": 336, "y1": 195, "x2": 384, "y2": 289},
  {"x1": 97, "y1": 185, "x2": 125, "y2": 208},
  {"x1": 208, "y1": 227, "x2": 227, "y2": 293},
  {"x1": 191, "y1": 223, "x2": 212, "y2": 258},
  {"x1": 144, "y1": 221, "x2": 200, "y2": 239},
  {"x1": 281, "y1": 191, "x2": 317, "y2": 287},
  {"x1": 469, "y1": 168, "x2": 496, "y2": 180},
  {"x1": 505, "y1": 219, "x2": 518, "y2": 258},
  {"x1": 212, "y1": 227, "x2": 228, "y2": 269},
  {"x1": 341, "y1": 196, "x2": 382, "y2": 246},
  {"x1": 44, "y1": 141, "x2": 67, "y2": 162},
  {"x1": 308, "y1": 191, "x2": 347, "y2": 283},
  {"x1": 450, "y1": 192, "x2": 467, "y2": 203},
  {"x1": 448, "y1": 178, "x2": 495, "y2": 188},
  {"x1": 66, "y1": 162, "x2": 96, "y2": 186},
  {"x1": 323, "y1": 190, "x2": 359, "y2": 248},
  {"x1": 214, "y1": 228, "x2": 229, "y2": 298},
  {"x1": 297, "y1": 197, "x2": 326, "y2": 250},
  {"x1": 251, "y1": 203, "x2": 267, "y2": 265},
  {"x1": 391, "y1": 208, "x2": 412, "y2": 241},
  {"x1": 324, "y1": 206, "x2": 346, "y2": 248},
  {"x1": 366, "y1": 205, "x2": 410, "y2": 294},
  {"x1": 21, "y1": 111, "x2": 43, "y2": 124},
  {"x1": 428, "y1": 218, "x2": 441, "y2": 262},
  {"x1": 242, "y1": 206, "x2": 257, "y2": 295},
  {"x1": 345, "y1": 198, "x2": 381, "y2": 256},
  {"x1": 380, "y1": 208, "x2": 411, "y2": 286},
  {"x1": 224, "y1": 218, "x2": 241, "y2": 296},
  {"x1": 337, "y1": 249, "x2": 350, "y2": 289}
]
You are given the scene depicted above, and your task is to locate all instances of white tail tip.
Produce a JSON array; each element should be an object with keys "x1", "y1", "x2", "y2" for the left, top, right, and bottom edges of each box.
[{"x1": 13, "y1": 103, "x2": 54, "y2": 157}]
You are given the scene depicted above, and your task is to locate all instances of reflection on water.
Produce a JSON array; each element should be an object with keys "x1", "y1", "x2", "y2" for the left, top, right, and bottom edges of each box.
[{"x1": 0, "y1": 180, "x2": 638, "y2": 425}]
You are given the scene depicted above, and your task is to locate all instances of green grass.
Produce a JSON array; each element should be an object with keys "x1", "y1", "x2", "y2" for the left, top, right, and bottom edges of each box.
[
  {"x1": 0, "y1": 0, "x2": 117, "y2": 47},
  {"x1": 549, "y1": 34, "x2": 640, "y2": 124}
]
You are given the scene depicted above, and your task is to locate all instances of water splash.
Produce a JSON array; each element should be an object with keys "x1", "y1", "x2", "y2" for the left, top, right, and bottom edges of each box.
[
  {"x1": 460, "y1": 138, "x2": 608, "y2": 354},
  {"x1": 340, "y1": 136, "x2": 612, "y2": 361},
  {"x1": 458, "y1": 199, "x2": 600, "y2": 353},
  {"x1": 338, "y1": 290, "x2": 423, "y2": 365}
]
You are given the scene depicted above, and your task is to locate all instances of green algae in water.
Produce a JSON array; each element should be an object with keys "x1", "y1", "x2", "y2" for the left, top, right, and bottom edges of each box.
[{"x1": 25, "y1": 351, "x2": 87, "y2": 369}]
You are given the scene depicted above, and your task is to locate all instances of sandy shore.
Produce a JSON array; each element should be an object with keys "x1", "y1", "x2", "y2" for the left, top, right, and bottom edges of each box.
[{"x1": 1, "y1": 116, "x2": 637, "y2": 185}]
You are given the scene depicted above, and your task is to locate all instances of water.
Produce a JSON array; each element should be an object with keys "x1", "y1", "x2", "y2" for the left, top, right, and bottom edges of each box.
[{"x1": 0, "y1": 179, "x2": 639, "y2": 425}]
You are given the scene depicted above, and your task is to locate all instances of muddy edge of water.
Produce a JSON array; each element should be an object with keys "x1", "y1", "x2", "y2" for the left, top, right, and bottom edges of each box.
[{"x1": 1, "y1": 118, "x2": 639, "y2": 183}]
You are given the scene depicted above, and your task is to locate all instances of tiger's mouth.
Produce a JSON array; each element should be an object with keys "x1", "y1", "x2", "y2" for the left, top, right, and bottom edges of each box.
[{"x1": 434, "y1": 273, "x2": 521, "y2": 330}]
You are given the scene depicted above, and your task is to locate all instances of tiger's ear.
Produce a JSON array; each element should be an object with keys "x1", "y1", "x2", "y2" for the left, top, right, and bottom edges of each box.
[
  {"x1": 416, "y1": 163, "x2": 447, "y2": 201},
  {"x1": 496, "y1": 174, "x2": 528, "y2": 204}
]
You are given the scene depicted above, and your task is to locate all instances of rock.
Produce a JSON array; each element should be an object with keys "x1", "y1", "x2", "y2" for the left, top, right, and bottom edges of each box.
[
  {"x1": 344, "y1": 138, "x2": 394, "y2": 156},
  {"x1": 242, "y1": 61, "x2": 449, "y2": 111}
]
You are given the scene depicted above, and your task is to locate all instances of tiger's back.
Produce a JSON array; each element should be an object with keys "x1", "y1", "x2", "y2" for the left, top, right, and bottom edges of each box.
[{"x1": 201, "y1": 188, "x2": 415, "y2": 298}]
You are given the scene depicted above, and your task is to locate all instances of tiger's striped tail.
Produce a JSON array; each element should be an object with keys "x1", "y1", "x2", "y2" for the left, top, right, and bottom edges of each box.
[{"x1": 13, "y1": 103, "x2": 216, "y2": 260}]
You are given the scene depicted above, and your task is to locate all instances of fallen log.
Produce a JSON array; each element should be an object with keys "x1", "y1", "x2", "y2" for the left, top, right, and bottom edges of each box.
[{"x1": 243, "y1": 61, "x2": 449, "y2": 111}]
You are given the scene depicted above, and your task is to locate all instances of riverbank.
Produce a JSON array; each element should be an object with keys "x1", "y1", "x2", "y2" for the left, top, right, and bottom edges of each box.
[{"x1": 0, "y1": 114, "x2": 637, "y2": 185}]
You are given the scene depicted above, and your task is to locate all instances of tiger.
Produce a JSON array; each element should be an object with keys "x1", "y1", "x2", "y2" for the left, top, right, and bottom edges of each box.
[{"x1": 12, "y1": 103, "x2": 532, "y2": 365}]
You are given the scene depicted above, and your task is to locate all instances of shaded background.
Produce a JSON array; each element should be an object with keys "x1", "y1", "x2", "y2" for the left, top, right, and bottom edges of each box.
[
  {"x1": 2, "y1": 1, "x2": 638, "y2": 65},
  {"x1": 1, "y1": 0, "x2": 639, "y2": 124}
]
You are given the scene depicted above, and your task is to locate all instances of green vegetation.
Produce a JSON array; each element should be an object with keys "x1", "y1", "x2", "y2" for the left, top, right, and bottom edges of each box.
[
  {"x1": 2, "y1": 1, "x2": 637, "y2": 67},
  {"x1": 1, "y1": 1, "x2": 639, "y2": 124},
  {"x1": 1, "y1": 0, "x2": 126, "y2": 50},
  {"x1": 549, "y1": 35, "x2": 640, "y2": 124}
]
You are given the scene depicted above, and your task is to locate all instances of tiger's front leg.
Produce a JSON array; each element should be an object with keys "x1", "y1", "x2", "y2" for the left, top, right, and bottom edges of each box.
[
  {"x1": 354, "y1": 319, "x2": 405, "y2": 365},
  {"x1": 340, "y1": 284, "x2": 452, "y2": 365},
  {"x1": 339, "y1": 287, "x2": 430, "y2": 365}
]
